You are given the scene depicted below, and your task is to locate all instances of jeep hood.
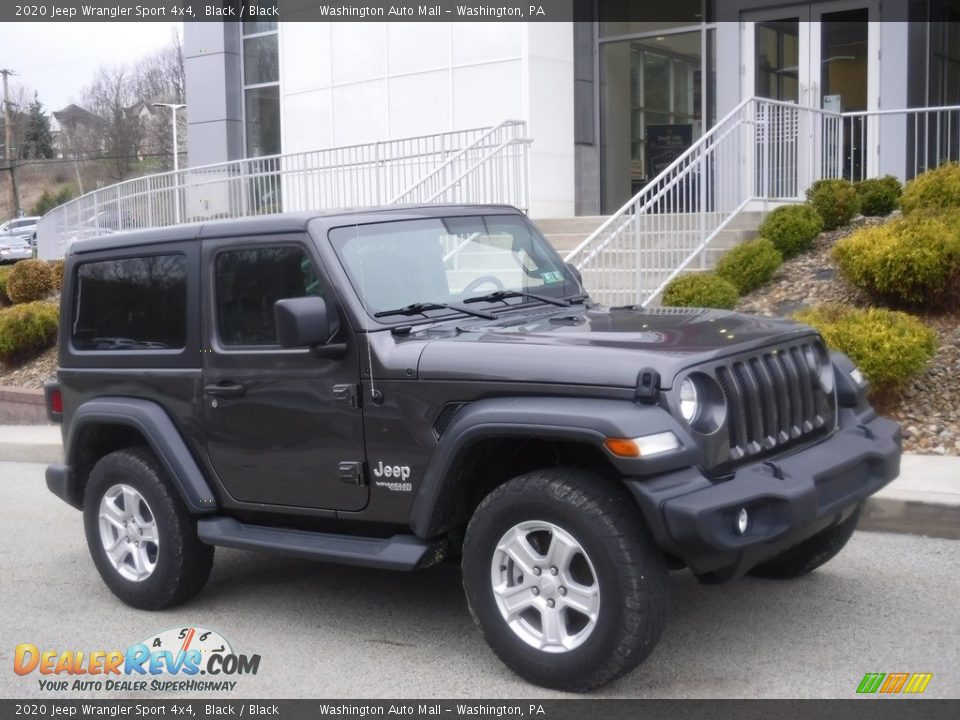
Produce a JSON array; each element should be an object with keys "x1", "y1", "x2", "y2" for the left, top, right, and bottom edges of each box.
[{"x1": 414, "y1": 306, "x2": 817, "y2": 389}]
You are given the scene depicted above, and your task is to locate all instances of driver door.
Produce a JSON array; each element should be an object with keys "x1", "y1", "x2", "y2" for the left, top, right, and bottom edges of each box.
[{"x1": 201, "y1": 236, "x2": 367, "y2": 511}]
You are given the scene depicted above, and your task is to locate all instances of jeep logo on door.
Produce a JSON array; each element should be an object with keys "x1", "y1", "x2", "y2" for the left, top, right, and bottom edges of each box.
[
  {"x1": 372, "y1": 461, "x2": 412, "y2": 493},
  {"x1": 372, "y1": 461, "x2": 411, "y2": 481}
]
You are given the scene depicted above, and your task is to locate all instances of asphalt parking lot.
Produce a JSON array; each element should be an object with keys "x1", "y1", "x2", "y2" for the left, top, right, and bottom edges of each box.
[{"x1": 2, "y1": 460, "x2": 958, "y2": 699}]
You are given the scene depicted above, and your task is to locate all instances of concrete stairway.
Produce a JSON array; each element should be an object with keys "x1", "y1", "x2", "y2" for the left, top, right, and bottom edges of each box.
[{"x1": 532, "y1": 216, "x2": 611, "y2": 258}]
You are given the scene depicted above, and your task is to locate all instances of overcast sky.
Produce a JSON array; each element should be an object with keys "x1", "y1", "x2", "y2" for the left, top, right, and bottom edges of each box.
[{"x1": 0, "y1": 22, "x2": 180, "y2": 113}]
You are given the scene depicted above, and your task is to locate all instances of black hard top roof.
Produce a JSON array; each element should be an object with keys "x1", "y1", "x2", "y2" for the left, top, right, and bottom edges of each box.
[{"x1": 67, "y1": 204, "x2": 524, "y2": 255}]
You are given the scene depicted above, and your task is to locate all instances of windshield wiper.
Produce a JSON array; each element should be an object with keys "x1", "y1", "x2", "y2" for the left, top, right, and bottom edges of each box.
[
  {"x1": 463, "y1": 289, "x2": 571, "y2": 307},
  {"x1": 373, "y1": 302, "x2": 496, "y2": 321}
]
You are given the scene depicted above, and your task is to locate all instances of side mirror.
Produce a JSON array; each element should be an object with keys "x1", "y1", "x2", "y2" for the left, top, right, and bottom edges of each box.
[
  {"x1": 274, "y1": 296, "x2": 340, "y2": 348},
  {"x1": 566, "y1": 262, "x2": 583, "y2": 285}
]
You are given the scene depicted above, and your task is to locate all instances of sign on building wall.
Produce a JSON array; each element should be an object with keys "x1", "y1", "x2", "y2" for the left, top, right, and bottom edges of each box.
[{"x1": 647, "y1": 124, "x2": 693, "y2": 177}]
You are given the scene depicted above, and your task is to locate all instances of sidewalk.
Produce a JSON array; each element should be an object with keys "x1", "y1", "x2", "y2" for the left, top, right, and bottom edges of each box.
[{"x1": 1, "y1": 425, "x2": 957, "y2": 539}]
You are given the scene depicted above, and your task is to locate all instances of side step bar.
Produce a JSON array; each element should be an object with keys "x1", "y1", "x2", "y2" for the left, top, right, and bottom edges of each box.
[{"x1": 197, "y1": 517, "x2": 433, "y2": 571}]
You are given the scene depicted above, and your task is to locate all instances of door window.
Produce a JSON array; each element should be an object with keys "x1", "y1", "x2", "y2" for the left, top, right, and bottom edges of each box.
[{"x1": 215, "y1": 246, "x2": 322, "y2": 347}]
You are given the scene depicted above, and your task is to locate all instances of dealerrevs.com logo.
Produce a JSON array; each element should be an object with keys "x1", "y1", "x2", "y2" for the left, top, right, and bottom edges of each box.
[{"x1": 14, "y1": 626, "x2": 261, "y2": 693}]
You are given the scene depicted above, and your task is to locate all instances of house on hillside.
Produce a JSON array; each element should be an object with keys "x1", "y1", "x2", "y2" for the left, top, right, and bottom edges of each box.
[{"x1": 51, "y1": 104, "x2": 103, "y2": 160}]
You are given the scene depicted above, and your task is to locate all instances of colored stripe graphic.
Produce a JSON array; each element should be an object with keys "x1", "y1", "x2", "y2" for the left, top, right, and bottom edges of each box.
[
  {"x1": 880, "y1": 673, "x2": 909, "y2": 693},
  {"x1": 857, "y1": 672, "x2": 933, "y2": 694},
  {"x1": 857, "y1": 673, "x2": 885, "y2": 694},
  {"x1": 904, "y1": 673, "x2": 933, "y2": 694}
]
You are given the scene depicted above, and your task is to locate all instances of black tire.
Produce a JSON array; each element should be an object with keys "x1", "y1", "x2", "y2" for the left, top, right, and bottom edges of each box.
[
  {"x1": 748, "y1": 504, "x2": 861, "y2": 580},
  {"x1": 83, "y1": 447, "x2": 214, "y2": 609},
  {"x1": 461, "y1": 468, "x2": 668, "y2": 692}
]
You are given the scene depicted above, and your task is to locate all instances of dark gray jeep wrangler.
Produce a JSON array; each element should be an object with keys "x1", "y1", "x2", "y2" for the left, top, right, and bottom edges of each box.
[{"x1": 45, "y1": 205, "x2": 901, "y2": 691}]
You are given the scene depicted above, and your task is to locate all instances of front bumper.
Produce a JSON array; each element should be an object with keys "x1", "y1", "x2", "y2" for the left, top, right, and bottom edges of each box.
[
  {"x1": 0, "y1": 249, "x2": 33, "y2": 262},
  {"x1": 625, "y1": 410, "x2": 901, "y2": 580}
]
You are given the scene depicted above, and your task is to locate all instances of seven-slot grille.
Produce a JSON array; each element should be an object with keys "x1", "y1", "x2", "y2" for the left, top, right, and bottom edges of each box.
[{"x1": 714, "y1": 340, "x2": 835, "y2": 462}]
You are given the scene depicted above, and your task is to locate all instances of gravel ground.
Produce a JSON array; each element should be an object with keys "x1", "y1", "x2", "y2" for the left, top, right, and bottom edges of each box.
[
  {"x1": 0, "y1": 344, "x2": 57, "y2": 388},
  {"x1": 736, "y1": 214, "x2": 960, "y2": 456}
]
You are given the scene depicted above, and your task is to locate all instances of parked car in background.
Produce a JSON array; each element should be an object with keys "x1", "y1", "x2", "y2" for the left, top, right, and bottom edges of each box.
[
  {"x1": 0, "y1": 236, "x2": 34, "y2": 263},
  {"x1": 0, "y1": 216, "x2": 41, "y2": 248}
]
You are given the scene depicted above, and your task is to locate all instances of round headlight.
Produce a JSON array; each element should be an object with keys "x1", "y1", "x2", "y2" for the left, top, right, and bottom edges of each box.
[{"x1": 679, "y1": 377, "x2": 700, "y2": 423}]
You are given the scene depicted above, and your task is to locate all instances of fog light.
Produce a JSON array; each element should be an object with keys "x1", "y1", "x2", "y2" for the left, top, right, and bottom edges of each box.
[
  {"x1": 850, "y1": 367, "x2": 866, "y2": 387},
  {"x1": 736, "y1": 508, "x2": 749, "y2": 535}
]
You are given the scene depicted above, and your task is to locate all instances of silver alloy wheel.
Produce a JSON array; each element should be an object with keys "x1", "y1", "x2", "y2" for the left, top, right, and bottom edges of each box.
[
  {"x1": 490, "y1": 520, "x2": 601, "y2": 653},
  {"x1": 98, "y1": 484, "x2": 160, "y2": 582}
]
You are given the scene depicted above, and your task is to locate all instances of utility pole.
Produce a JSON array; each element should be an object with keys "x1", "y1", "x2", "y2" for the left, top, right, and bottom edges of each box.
[{"x1": 1, "y1": 68, "x2": 21, "y2": 217}]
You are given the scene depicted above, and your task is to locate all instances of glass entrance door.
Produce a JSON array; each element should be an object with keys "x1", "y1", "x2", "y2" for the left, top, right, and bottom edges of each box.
[{"x1": 745, "y1": 2, "x2": 878, "y2": 181}]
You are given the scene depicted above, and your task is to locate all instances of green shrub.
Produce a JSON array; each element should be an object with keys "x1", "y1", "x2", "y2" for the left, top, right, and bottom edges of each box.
[
  {"x1": 662, "y1": 273, "x2": 739, "y2": 309},
  {"x1": 714, "y1": 238, "x2": 783, "y2": 294},
  {"x1": 5, "y1": 259, "x2": 54, "y2": 304},
  {"x1": 0, "y1": 301, "x2": 59, "y2": 365},
  {"x1": 0, "y1": 266, "x2": 12, "y2": 304},
  {"x1": 794, "y1": 304, "x2": 936, "y2": 395},
  {"x1": 855, "y1": 175, "x2": 902, "y2": 216},
  {"x1": 48, "y1": 259, "x2": 65, "y2": 291},
  {"x1": 29, "y1": 184, "x2": 77, "y2": 217},
  {"x1": 805, "y1": 179, "x2": 861, "y2": 230},
  {"x1": 832, "y1": 212, "x2": 960, "y2": 306},
  {"x1": 758, "y1": 204, "x2": 823, "y2": 259},
  {"x1": 900, "y1": 162, "x2": 960, "y2": 215}
]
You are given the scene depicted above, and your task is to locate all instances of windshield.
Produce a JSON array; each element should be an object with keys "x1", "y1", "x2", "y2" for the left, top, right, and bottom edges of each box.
[{"x1": 328, "y1": 215, "x2": 579, "y2": 320}]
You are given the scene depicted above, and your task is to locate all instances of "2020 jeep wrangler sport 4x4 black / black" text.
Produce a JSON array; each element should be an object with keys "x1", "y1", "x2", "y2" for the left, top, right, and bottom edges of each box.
[{"x1": 45, "y1": 205, "x2": 901, "y2": 691}]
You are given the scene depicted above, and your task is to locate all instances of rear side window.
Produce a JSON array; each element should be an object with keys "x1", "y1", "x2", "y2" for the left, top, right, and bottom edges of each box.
[
  {"x1": 72, "y1": 254, "x2": 187, "y2": 351},
  {"x1": 215, "y1": 246, "x2": 322, "y2": 346}
]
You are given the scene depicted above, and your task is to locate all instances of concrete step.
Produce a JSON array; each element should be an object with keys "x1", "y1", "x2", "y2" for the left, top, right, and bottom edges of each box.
[{"x1": 533, "y1": 216, "x2": 609, "y2": 235}]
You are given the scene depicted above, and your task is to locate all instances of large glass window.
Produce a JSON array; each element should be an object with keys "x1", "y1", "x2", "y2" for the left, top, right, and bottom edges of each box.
[
  {"x1": 600, "y1": 28, "x2": 713, "y2": 212},
  {"x1": 216, "y1": 247, "x2": 321, "y2": 347},
  {"x1": 72, "y1": 255, "x2": 187, "y2": 351},
  {"x1": 242, "y1": 16, "x2": 280, "y2": 158}
]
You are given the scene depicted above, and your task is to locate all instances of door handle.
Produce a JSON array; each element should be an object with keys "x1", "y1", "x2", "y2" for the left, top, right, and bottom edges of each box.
[{"x1": 204, "y1": 382, "x2": 246, "y2": 398}]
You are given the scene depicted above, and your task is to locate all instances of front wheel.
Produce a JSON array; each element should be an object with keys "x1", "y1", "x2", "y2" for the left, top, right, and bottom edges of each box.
[{"x1": 461, "y1": 469, "x2": 668, "y2": 692}]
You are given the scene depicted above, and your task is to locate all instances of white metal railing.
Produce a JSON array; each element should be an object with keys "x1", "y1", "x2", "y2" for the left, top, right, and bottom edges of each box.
[
  {"x1": 565, "y1": 98, "x2": 844, "y2": 308},
  {"x1": 568, "y1": 100, "x2": 960, "y2": 309},
  {"x1": 36, "y1": 121, "x2": 530, "y2": 259},
  {"x1": 842, "y1": 104, "x2": 960, "y2": 181}
]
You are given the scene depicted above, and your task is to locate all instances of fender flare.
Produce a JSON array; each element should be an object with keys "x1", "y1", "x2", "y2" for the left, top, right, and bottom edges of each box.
[
  {"x1": 408, "y1": 396, "x2": 696, "y2": 538},
  {"x1": 65, "y1": 397, "x2": 218, "y2": 513}
]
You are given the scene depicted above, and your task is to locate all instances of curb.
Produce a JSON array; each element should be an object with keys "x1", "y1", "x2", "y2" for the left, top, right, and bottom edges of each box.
[
  {"x1": 0, "y1": 425, "x2": 62, "y2": 464},
  {"x1": 860, "y1": 497, "x2": 960, "y2": 540}
]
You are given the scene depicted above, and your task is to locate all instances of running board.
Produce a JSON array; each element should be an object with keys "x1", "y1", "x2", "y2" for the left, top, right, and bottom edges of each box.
[{"x1": 197, "y1": 517, "x2": 433, "y2": 571}]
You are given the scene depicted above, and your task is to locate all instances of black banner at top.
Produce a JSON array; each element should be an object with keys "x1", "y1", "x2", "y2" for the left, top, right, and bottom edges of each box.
[{"x1": 0, "y1": 0, "x2": 939, "y2": 24}]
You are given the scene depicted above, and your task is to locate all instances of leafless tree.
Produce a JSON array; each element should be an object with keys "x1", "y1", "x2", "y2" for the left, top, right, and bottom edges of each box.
[{"x1": 82, "y1": 65, "x2": 141, "y2": 180}]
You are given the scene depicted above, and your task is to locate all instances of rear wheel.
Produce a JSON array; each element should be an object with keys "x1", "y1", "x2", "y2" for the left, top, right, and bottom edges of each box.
[
  {"x1": 461, "y1": 468, "x2": 668, "y2": 692},
  {"x1": 749, "y1": 504, "x2": 861, "y2": 579},
  {"x1": 83, "y1": 447, "x2": 214, "y2": 609}
]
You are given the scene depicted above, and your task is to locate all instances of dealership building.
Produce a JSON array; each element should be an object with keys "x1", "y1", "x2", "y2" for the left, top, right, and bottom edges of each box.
[{"x1": 184, "y1": 1, "x2": 960, "y2": 218}]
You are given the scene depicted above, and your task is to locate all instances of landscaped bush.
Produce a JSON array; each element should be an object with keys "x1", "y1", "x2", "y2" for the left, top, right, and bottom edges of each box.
[
  {"x1": 832, "y1": 212, "x2": 960, "y2": 306},
  {"x1": 48, "y1": 259, "x2": 65, "y2": 291},
  {"x1": 714, "y1": 238, "x2": 783, "y2": 294},
  {"x1": 0, "y1": 301, "x2": 59, "y2": 366},
  {"x1": 758, "y1": 204, "x2": 823, "y2": 259},
  {"x1": 5, "y1": 259, "x2": 54, "y2": 304},
  {"x1": 805, "y1": 179, "x2": 861, "y2": 230},
  {"x1": 855, "y1": 175, "x2": 902, "y2": 216},
  {"x1": 662, "y1": 273, "x2": 739, "y2": 310},
  {"x1": 0, "y1": 266, "x2": 12, "y2": 304},
  {"x1": 900, "y1": 162, "x2": 960, "y2": 215},
  {"x1": 794, "y1": 304, "x2": 936, "y2": 395}
]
